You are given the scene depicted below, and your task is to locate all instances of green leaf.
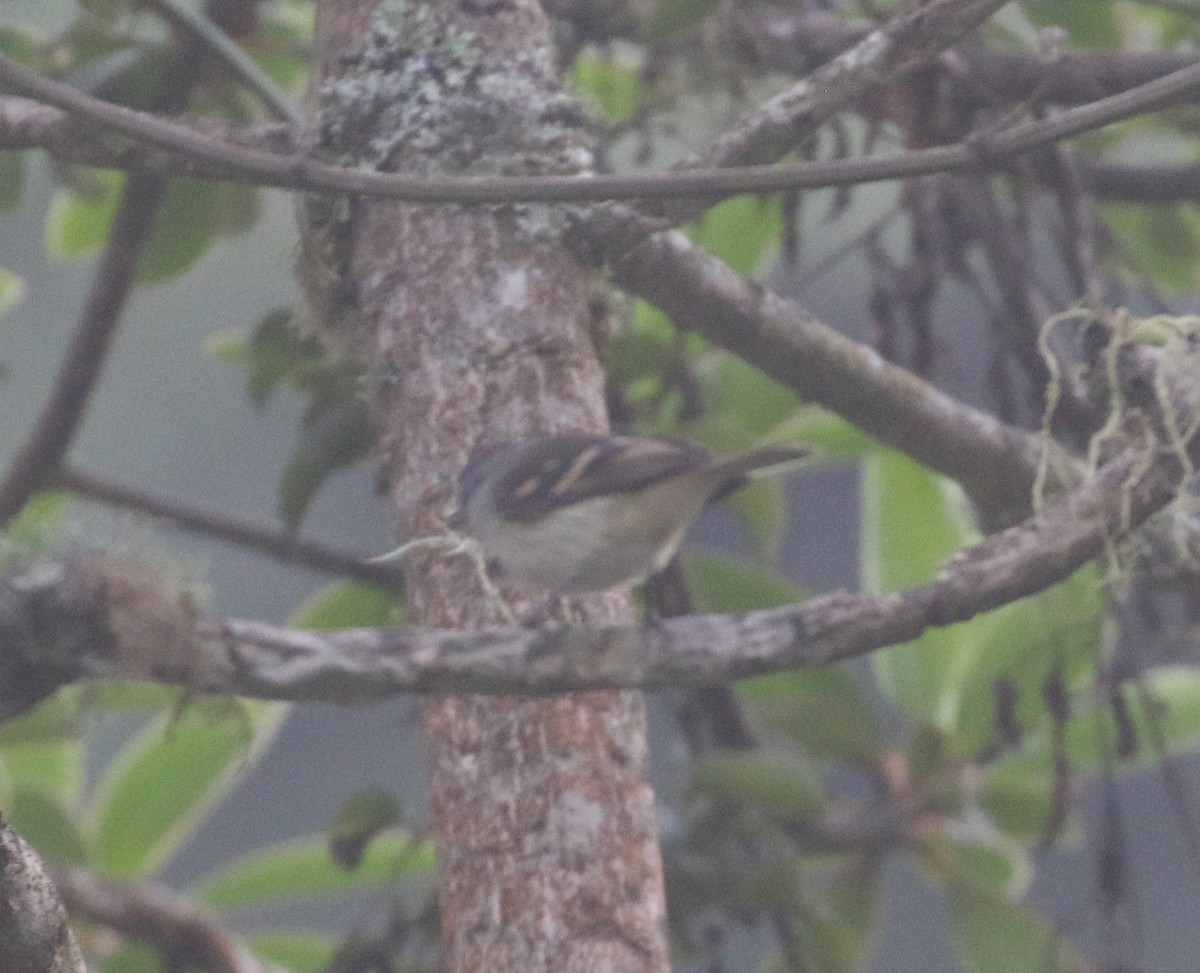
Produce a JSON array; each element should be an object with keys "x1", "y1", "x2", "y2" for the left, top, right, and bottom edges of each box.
[
  {"x1": 45, "y1": 169, "x2": 122, "y2": 260},
  {"x1": 945, "y1": 873, "x2": 1090, "y2": 973},
  {"x1": 0, "y1": 724, "x2": 83, "y2": 806},
  {"x1": 942, "y1": 565, "x2": 1105, "y2": 753},
  {"x1": 688, "y1": 353, "x2": 802, "y2": 447},
  {"x1": 647, "y1": 0, "x2": 722, "y2": 38},
  {"x1": 1146, "y1": 5, "x2": 1194, "y2": 47},
  {"x1": 932, "y1": 836, "x2": 1029, "y2": 898},
  {"x1": 46, "y1": 175, "x2": 260, "y2": 284},
  {"x1": 289, "y1": 580, "x2": 402, "y2": 630},
  {"x1": 192, "y1": 832, "x2": 435, "y2": 910},
  {"x1": 1020, "y1": 0, "x2": 1121, "y2": 48},
  {"x1": 727, "y1": 477, "x2": 790, "y2": 560},
  {"x1": 89, "y1": 699, "x2": 287, "y2": 880},
  {"x1": 768, "y1": 406, "x2": 877, "y2": 462},
  {"x1": 278, "y1": 401, "x2": 374, "y2": 530},
  {"x1": 820, "y1": 857, "x2": 882, "y2": 956},
  {"x1": 0, "y1": 152, "x2": 24, "y2": 212},
  {"x1": 681, "y1": 550, "x2": 805, "y2": 613},
  {"x1": 606, "y1": 326, "x2": 686, "y2": 401},
  {"x1": 0, "y1": 692, "x2": 80, "y2": 747},
  {"x1": 861, "y1": 451, "x2": 977, "y2": 724},
  {"x1": 328, "y1": 788, "x2": 404, "y2": 869},
  {"x1": 0, "y1": 490, "x2": 69, "y2": 554},
  {"x1": 756, "y1": 859, "x2": 883, "y2": 973},
  {"x1": 207, "y1": 308, "x2": 332, "y2": 407},
  {"x1": 5, "y1": 789, "x2": 87, "y2": 864},
  {"x1": 740, "y1": 667, "x2": 883, "y2": 767},
  {"x1": 700, "y1": 852, "x2": 805, "y2": 914},
  {"x1": 0, "y1": 27, "x2": 46, "y2": 66},
  {"x1": 86, "y1": 682, "x2": 182, "y2": 712},
  {"x1": 246, "y1": 931, "x2": 339, "y2": 973},
  {"x1": 573, "y1": 52, "x2": 643, "y2": 122},
  {"x1": 688, "y1": 751, "x2": 824, "y2": 821},
  {"x1": 136, "y1": 179, "x2": 220, "y2": 284},
  {"x1": 99, "y1": 941, "x2": 158, "y2": 973},
  {"x1": 996, "y1": 666, "x2": 1200, "y2": 780},
  {"x1": 977, "y1": 765, "x2": 1075, "y2": 844},
  {"x1": 0, "y1": 266, "x2": 24, "y2": 317},
  {"x1": 1105, "y1": 202, "x2": 1200, "y2": 292},
  {"x1": 861, "y1": 450, "x2": 975, "y2": 594},
  {"x1": 252, "y1": 5, "x2": 317, "y2": 92},
  {"x1": 212, "y1": 180, "x2": 262, "y2": 237},
  {"x1": 687, "y1": 194, "x2": 783, "y2": 278}
]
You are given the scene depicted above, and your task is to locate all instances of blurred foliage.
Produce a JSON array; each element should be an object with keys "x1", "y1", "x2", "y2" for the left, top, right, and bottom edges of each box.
[{"x1": 210, "y1": 308, "x2": 374, "y2": 530}]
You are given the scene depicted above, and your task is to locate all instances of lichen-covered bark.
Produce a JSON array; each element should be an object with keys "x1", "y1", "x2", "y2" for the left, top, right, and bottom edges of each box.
[
  {"x1": 300, "y1": 2, "x2": 669, "y2": 971},
  {"x1": 0, "y1": 817, "x2": 86, "y2": 973}
]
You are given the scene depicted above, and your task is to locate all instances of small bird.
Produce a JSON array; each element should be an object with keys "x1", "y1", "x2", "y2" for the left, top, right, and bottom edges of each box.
[{"x1": 429, "y1": 432, "x2": 811, "y2": 594}]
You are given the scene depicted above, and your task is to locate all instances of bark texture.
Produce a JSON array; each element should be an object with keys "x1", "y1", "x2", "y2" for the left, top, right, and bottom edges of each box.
[
  {"x1": 0, "y1": 817, "x2": 87, "y2": 973},
  {"x1": 300, "y1": 2, "x2": 669, "y2": 971}
]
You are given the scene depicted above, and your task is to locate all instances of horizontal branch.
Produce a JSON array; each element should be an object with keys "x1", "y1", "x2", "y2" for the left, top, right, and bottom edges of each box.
[
  {"x1": 3, "y1": 48, "x2": 1200, "y2": 207},
  {"x1": 108, "y1": 442, "x2": 1199, "y2": 700},
  {"x1": 2, "y1": 333, "x2": 1193, "y2": 711}
]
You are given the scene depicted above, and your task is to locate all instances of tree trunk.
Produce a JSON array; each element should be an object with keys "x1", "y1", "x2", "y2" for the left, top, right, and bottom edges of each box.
[{"x1": 299, "y1": 2, "x2": 670, "y2": 971}]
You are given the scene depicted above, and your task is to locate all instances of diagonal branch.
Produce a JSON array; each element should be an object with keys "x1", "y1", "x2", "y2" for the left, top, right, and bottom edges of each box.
[
  {"x1": 636, "y1": 0, "x2": 1010, "y2": 224},
  {"x1": 49, "y1": 865, "x2": 263, "y2": 973},
  {"x1": 0, "y1": 170, "x2": 169, "y2": 527},
  {"x1": 55, "y1": 465, "x2": 404, "y2": 591},
  {"x1": 145, "y1": 0, "x2": 300, "y2": 123},
  {"x1": 607, "y1": 228, "x2": 1059, "y2": 522},
  {"x1": 732, "y1": 8, "x2": 1200, "y2": 109}
]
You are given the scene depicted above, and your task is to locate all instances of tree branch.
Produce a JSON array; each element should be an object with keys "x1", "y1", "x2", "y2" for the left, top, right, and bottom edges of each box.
[
  {"x1": 49, "y1": 864, "x2": 264, "y2": 973},
  {"x1": 0, "y1": 170, "x2": 169, "y2": 527},
  {"x1": 0, "y1": 817, "x2": 87, "y2": 973},
  {"x1": 606, "y1": 227, "x2": 1058, "y2": 522},
  {"x1": 145, "y1": 0, "x2": 300, "y2": 123},
  {"x1": 732, "y1": 8, "x2": 1200, "y2": 108},
  {"x1": 4, "y1": 44, "x2": 1200, "y2": 206},
  {"x1": 2, "y1": 395, "x2": 1192, "y2": 709},
  {"x1": 191, "y1": 446, "x2": 1185, "y2": 699},
  {"x1": 55, "y1": 465, "x2": 405, "y2": 591}
]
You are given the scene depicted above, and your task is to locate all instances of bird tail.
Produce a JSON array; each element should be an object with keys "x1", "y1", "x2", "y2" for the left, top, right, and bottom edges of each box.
[
  {"x1": 703, "y1": 444, "x2": 812, "y2": 505},
  {"x1": 713, "y1": 443, "x2": 813, "y2": 479}
]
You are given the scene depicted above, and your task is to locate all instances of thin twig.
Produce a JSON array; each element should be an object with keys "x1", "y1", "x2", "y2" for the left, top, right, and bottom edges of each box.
[
  {"x1": 144, "y1": 0, "x2": 300, "y2": 123},
  {"x1": 0, "y1": 171, "x2": 168, "y2": 527},
  {"x1": 56, "y1": 465, "x2": 405, "y2": 591},
  {"x1": 4, "y1": 52, "x2": 1200, "y2": 205}
]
